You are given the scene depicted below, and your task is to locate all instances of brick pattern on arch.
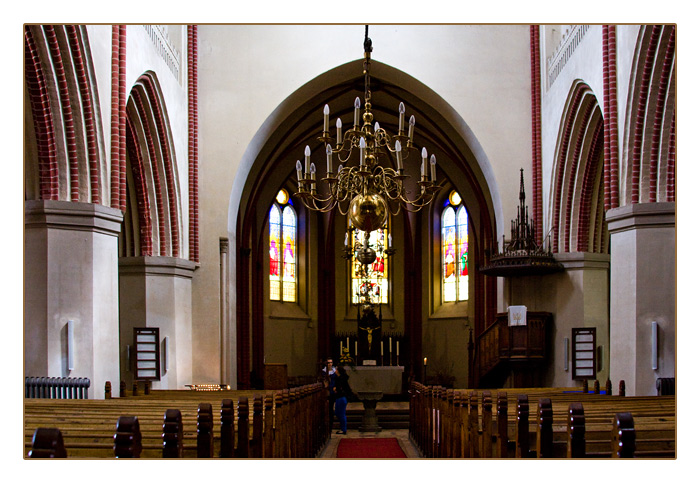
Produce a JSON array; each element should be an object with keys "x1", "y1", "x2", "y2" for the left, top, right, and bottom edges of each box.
[
  {"x1": 626, "y1": 25, "x2": 676, "y2": 205},
  {"x1": 603, "y1": 25, "x2": 619, "y2": 210},
  {"x1": 24, "y1": 26, "x2": 59, "y2": 201},
  {"x1": 530, "y1": 25, "x2": 543, "y2": 244},
  {"x1": 126, "y1": 75, "x2": 182, "y2": 259},
  {"x1": 188, "y1": 25, "x2": 200, "y2": 263},
  {"x1": 552, "y1": 83, "x2": 607, "y2": 254}
]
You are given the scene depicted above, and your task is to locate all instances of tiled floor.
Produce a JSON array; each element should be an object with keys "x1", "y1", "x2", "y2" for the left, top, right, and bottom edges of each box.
[{"x1": 318, "y1": 401, "x2": 421, "y2": 458}]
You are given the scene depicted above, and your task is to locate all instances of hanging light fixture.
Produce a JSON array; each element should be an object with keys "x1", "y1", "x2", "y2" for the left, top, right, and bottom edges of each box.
[{"x1": 294, "y1": 25, "x2": 441, "y2": 236}]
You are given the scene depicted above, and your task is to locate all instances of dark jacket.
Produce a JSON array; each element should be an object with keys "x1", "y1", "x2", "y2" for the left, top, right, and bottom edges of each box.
[{"x1": 333, "y1": 372, "x2": 353, "y2": 400}]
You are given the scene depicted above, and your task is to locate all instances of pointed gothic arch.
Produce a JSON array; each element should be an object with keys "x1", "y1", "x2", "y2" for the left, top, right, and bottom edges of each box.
[
  {"x1": 121, "y1": 72, "x2": 182, "y2": 258},
  {"x1": 551, "y1": 81, "x2": 607, "y2": 254},
  {"x1": 24, "y1": 25, "x2": 105, "y2": 204},
  {"x1": 228, "y1": 58, "x2": 500, "y2": 389},
  {"x1": 622, "y1": 24, "x2": 676, "y2": 205}
]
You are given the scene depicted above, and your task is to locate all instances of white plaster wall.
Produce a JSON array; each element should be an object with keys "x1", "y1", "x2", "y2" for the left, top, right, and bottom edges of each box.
[{"x1": 541, "y1": 25, "x2": 604, "y2": 236}]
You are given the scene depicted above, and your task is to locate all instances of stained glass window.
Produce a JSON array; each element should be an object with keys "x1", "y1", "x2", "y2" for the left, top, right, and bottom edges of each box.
[
  {"x1": 351, "y1": 225, "x2": 389, "y2": 305},
  {"x1": 269, "y1": 190, "x2": 296, "y2": 302},
  {"x1": 442, "y1": 191, "x2": 468, "y2": 302}
]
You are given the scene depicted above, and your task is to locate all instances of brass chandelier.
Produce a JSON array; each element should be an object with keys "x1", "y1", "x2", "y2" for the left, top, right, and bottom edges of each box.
[{"x1": 294, "y1": 26, "x2": 441, "y2": 238}]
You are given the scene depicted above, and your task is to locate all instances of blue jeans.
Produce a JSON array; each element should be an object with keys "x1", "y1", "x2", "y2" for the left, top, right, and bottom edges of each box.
[{"x1": 334, "y1": 396, "x2": 348, "y2": 432}]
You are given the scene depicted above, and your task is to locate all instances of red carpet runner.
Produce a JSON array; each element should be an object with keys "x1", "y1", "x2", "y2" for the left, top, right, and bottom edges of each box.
[{"x1": 336, "y1": 438, "x2": 407, "y2": 458}]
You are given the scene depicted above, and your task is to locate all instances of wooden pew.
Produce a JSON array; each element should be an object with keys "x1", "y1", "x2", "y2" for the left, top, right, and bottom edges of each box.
[
  {"x1": 25, "y1": 383, "x2": 328, "y2": 459},
  {"x1": 409, "y1": 382, "x2": 676, "y2": 459}
]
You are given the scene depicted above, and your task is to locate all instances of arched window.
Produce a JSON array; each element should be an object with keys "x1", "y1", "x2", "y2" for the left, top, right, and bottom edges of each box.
[
  {"x1": 350, "y1": 224, "x2": 389, "y2": 305},
  {"x1": 442, "y1": 191, "x2": 468, "y2": 302},
  {"x1": 270, "y1": 189, "x2": 296, "y2": 302}
]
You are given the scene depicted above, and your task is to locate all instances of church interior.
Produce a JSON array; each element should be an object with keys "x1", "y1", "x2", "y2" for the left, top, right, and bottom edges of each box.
[{"x1": 21, "y1": 21, "x2": 681, "y2": 461}]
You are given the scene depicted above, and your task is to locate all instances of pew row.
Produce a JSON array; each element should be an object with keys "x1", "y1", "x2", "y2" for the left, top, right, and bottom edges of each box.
[
  {"x1": 408, "y1": 382, "x2": 675, "y2": 459},
  {"x1": 25, "y1": 383, "x2": 330, "y2": 458}
]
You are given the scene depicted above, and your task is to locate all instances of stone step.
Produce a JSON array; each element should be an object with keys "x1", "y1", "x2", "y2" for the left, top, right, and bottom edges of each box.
[{"x1": 333, "y1": 407, "x2": 410, "y2": 430}]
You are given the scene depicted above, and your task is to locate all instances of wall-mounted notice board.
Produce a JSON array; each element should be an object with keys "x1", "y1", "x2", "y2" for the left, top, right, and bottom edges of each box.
[{"x1": 134, "y1": 327, "x2": 161, "y2": 381}]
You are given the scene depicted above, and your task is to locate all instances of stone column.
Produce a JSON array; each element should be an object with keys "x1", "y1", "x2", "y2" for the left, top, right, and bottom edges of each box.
[
  {"x1": 119, "y1": 256, "x2": 196, "y2": 389},
  {"x1": 607, "y1": 202, "x2": 675, "y2": 396},
  {"x1": 25, "y1": 200, "x2": 123, "y2": 398}
]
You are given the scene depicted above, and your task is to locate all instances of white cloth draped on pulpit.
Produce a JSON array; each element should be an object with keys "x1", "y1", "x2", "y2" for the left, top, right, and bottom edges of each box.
[{"x1": 508, "y1": 305, "x2": 527, "y2": 326}]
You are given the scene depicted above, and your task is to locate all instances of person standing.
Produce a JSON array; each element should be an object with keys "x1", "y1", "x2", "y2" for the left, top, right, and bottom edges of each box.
[
  {"x1": 321, "y1": 358, "x2": 336, "y2": 433},
  {"x1": 333, "y1": 365, "x2": 353, "y2": 435}
]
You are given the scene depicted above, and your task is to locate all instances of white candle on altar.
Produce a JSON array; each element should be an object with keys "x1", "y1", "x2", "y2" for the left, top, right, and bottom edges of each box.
[
  {"x1": 340, "y1": 341, "x2": 343, "y2": 355},
  {"x1": 397, "y1": 341, "x2": 399, "y2": 357},
  {"x1": 381, "y1": 341, "x2": 384, "y2": 356},
  {"x1": 355, "y1": 341, "x2": 358, "y2": 357},
  {"x1": 347, "y1": 337, "x2": 350, "y2": 348},
  {"x1": 389, "y1": 337, "x2": 392, "y2": 353}
]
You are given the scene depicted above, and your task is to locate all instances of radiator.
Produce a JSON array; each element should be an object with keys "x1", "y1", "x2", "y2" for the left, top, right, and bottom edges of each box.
[{"x1": 25, "y1": 377, "x2": 91, "y2": 399}]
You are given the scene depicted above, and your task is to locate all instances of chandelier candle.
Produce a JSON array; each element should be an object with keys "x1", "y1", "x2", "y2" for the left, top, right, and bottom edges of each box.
[
  {"x1": 326, "y1": 145, "x2": 333, "y2": 174},
  {"x1": 395, "y1": 140, "x2": 403, "y2": 171}
]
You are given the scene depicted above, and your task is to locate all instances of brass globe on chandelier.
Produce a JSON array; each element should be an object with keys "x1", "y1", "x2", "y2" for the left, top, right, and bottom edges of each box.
[{"x1": 294, "y1": 26, "x2": 442, "y2": 237}]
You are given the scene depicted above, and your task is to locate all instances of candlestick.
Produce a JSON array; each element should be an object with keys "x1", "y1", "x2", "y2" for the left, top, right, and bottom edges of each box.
[
  {"x1": 398, "y1": 102, "x2": 405, "y2": 132},
  {"x1": 359, "y1": 137, "x2": 366, "y2": 166},
  {"x1": 323, "y1": 104, "x2": 329, "y2": 133},
  {"x1": 430, "y1": 154, "x2": 437, "y2": 181},
  {"x1": 354, "y1": 97, "x2": 361, "y2": 127},
  {"x1": 424, "y1": 357, "x2": 427, "y2": 366},
  {"x1": 340, "y1": 341, "x2": 343, "y2": 356},
  {"x1": 408, "y1": 115, "x2": 415, "y2": 142},
  {"x1": 381, "y1": 341, "x2": 384, "y2": 356},
  {"x1": 355, "y1": 341, "x2": 358, "y2": 359},
  {"x1": 397, "y1": 341, "x2": 399, "y2": 357},
  {"x1": 304, "y1": 145, "x2": 311, "y2": 176}
]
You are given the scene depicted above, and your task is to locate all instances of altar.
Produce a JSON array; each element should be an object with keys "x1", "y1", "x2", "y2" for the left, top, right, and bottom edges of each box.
[
  {"x1": 344, "y1": 365, "x2": 404, "y2": 432},
  {"x1": 345, "y1": 365, "x2": 404, "y2": 394}
]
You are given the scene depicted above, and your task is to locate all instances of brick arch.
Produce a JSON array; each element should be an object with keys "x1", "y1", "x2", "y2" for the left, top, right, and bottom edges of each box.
[
  {"x1": 24, "y1": 25, "x2": 103, "y2": 204},
  {"x1": 551, "y1": 81, "x2": 606, "y2": 253},
  {"x1": 623, "y1": 24, "x2": 676, "y2": 204},
  {"x1": 124, "y1": 73, "x2": 182, "y2": 258},
  {"x1": 123, "y1": 116, "x2": 154, "y2": 256}
]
